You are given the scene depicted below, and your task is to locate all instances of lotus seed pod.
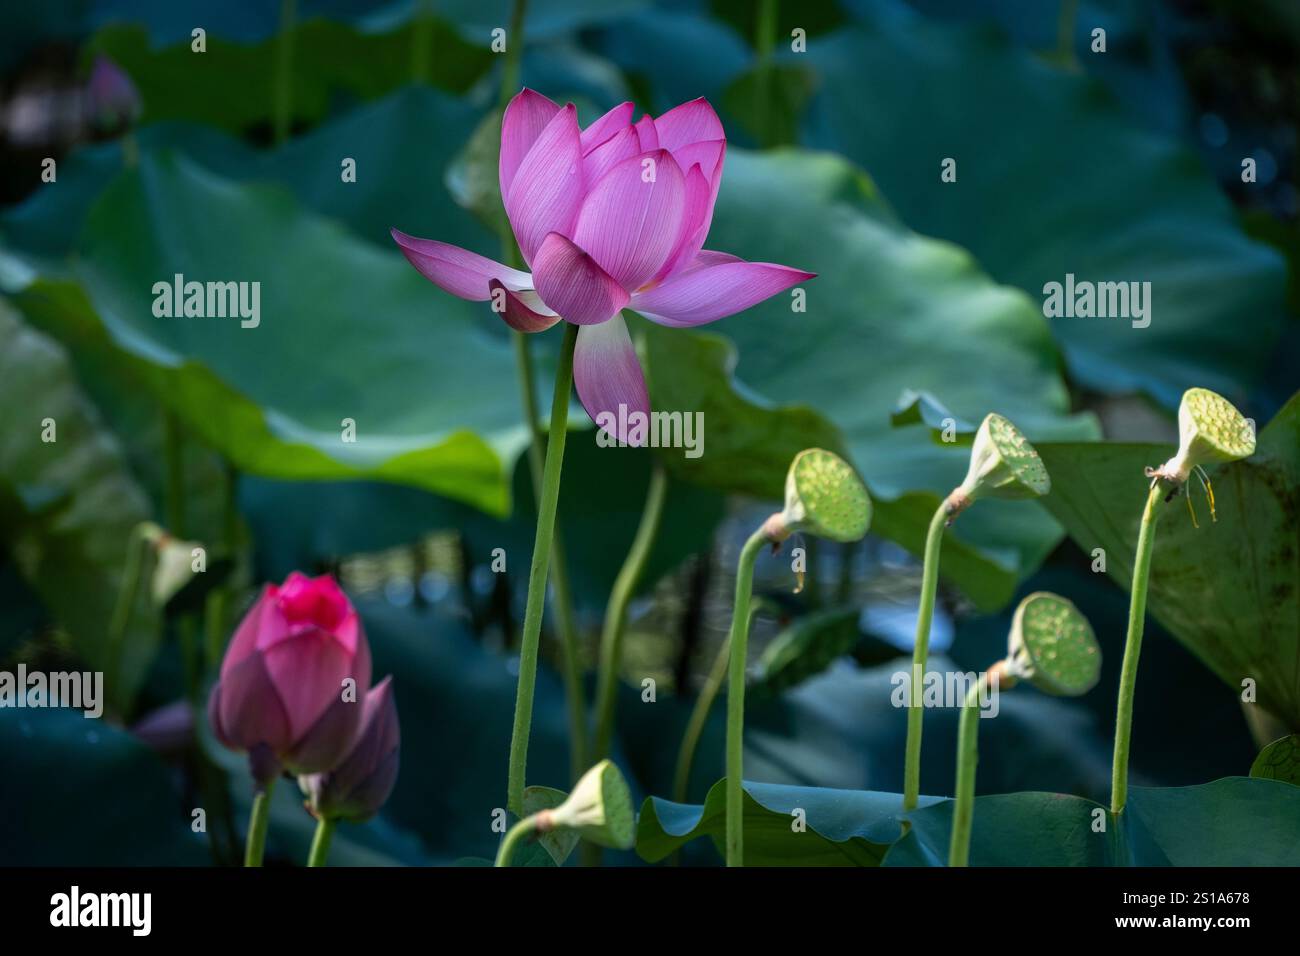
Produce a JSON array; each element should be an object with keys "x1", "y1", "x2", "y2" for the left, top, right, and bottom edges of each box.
[
  {"x1": 1159, "y1": 388, "x2": 1256, "y2": 483},
  {"x1": 550, "y1": 759, "x2": 635, "y2": 849},
  {"x1": 775, "y1": 448, "x2": 872, "y2": 543},
  {"x1": 1006, "y1": 592, "x2": 1101, "y2": 697},
  {"x1": 956, "y1": 413, "x2": 1050, "y2": 503}
]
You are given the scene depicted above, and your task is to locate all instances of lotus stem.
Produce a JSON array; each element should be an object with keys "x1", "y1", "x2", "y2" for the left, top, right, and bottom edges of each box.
[
  {"x1": 506, "y1": 322, "x2": 579, "y2": 816},
  {"x1": 494, "y1": 813, "x2": 541, "y2": 867},
  {"x1": 106, "y1": 526, "x2": 147, "y2": 705},
  {"x1": 513, "y1": 331, "x2": 587, "y2": 785},
  {"x1": 498, "y1": 0, "x2": 529, "y2": 110},
  {"x1": 243, "y1": 778, "x2": 276, "y2": 867},
  {"x1": 754, "y1": 0, "x2": 779, "y2": 146},
  {"x1": 409, "y1": 0, "x2": 433, "y2": 84},
  {"x1": 948, "y1": 669, "x2": 993, "y2": 867},
  {"x1": 272, "y1": 0, "x2": 297, "y2": 146},
  {"x1": 1111, "y1": 481, "x2": 1165, "y2": 814},
  {"x1": 673, "y1": 630, "x2": 733, "y2": 806},
  {"x1": 592, "y1": 462, "x2": 669, "y2": 764},
  {"x1": 306, "y1": 817, "x2": 335, "y2": 868},
  {"x1": 493, "y1": 0, "x2": 587, "y2": 788},
  {"x1": 903, "y1": 501, "x2": 948, "y2": 810},
  {"x1": 726, "y1": 526, "x2": 771, "y2": 867}
]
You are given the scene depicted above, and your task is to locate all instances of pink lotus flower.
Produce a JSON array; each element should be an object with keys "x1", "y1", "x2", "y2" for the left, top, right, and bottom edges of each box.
[
  {"x1": 208, "y1": 573, "x2": 372, "y2": 782},
  {"x1": 300, "y1": 677, "x2": 400, "y2": 823},
  {"x1": 392, "y1": 91, "x2": 814, "y2": 444}
]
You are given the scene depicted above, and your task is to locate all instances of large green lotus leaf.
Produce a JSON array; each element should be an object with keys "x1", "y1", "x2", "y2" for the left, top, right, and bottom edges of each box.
[
  {"x1": 1036, "y1": 391, "x2": 1300, "y2": 727},
  {"x1": 883, "y1": 791, "x2": 1105, "y2": 866},
  {"x1": 637, "y1": 322, "x2": 846, "y2": 499},
  {"x1": 803, "y1": 13, "x2": 1287, "y2": 406},
  {"x1": 1, "y1": 89, "x2": 491, "y2": 271},
  {"x1": 884, "y1": 778, "x2": 1300, "y2": 866},
  {"x1": 6, "y1": 90, "x2": 1093, "y2": 605},
  {"x1": 669, "y1": 149, "x2": 1097, "y2": 606},
  {"x1": 742, "y1": 656, "x2": 1112, "y2": 801},
  {"x1": 81, "y1": 0, "x2": 647, "y2": 47},
  {"x1": 0, "y1": 706, "x2": 208, "y2": 864},
  {"x1": 9, "y1": 150, "x2": 535, "y2": 516},
  {"x1": 88, "y1": 19, "x2": 491, "y2": 134},
  {"x1": 1251, "y1": 735, "x2": 1300, "y2": 786},
  {"x1": 637, "y1": 778, "x2": 944, "y2": 866},
  {"x1": 0, "y1": 300, "x2": 159, "y2": 711}
]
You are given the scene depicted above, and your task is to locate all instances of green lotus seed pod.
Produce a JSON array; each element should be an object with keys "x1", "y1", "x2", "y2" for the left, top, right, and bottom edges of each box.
[
  {"x1": 778, "y1": 448, "x2": 872, "y2": 543},
  {"x1": 1159, "y1": 388, "x2": 1256, "y2": 483},
  {"x1": 551, "y1": 759, "x2": 635, "y2": 849},
  {"x1": 957, "y1": 413, "x2": 1050, "y2": 503},
  {"x1": 1006, "y1": 592, "x2": 1100, "y2": 696}
]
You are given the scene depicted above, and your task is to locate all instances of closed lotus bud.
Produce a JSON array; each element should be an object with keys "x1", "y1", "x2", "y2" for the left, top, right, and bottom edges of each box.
[
  {"x1": 1005, "y1": 592, "x2": 1100, "y2": 697},
  {"x1": 300, "y1": 677, "x2": 400, "y2": 823},
  {"x1": 765, "y1": 448, "x2": 872, "y2": 544},
  {"x1": 130, "y1": 699, "x2": 194, "y2": 755},
  {"x1": 85, "y1": 54, "x2": 141, "y2": 131},
  {"x1": 548, "y1": 759, "x2": 635, "y2": 849},
  {"x1": 955, "y1": 413, "x2": 1050, "y2": 507},
  {"x1": 1156, "y1": 387, "x2": 1255, "y2": 483},
  {"x1": 208, "y1": 572, "x2": 372, "y2": 782}
]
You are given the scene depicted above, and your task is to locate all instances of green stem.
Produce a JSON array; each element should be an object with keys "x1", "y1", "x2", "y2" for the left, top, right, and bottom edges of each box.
[
  {"x1": 106, "y1": 526, "x2": 147, "y2": 704},
  {"x1": 492, "y1": 0, "x2": 587, "y2": 787},
  {"x1": 506, "y1": 322, "x2": 578, "y2": 816},
  {"x1": 272, "y1": 0, "x2": 297, "y2": 146},
  {"x1": 1056, "y1": 0, "x2": 1079, "y2": 66},
  {"x1": 754, "y1": 0, "x2": 779, "y2": 146},
  {"x1": 592, "y1": 462, "x2": 669, "y2": 763},
  {"x1": 514, "y1": 332, "x2": 586, "y2": 783},
  {"x1": 243, "y1": 778, "x2": 276, "y2": 867},
  {"x1": 948, "y1": 672, "x2": 991, "y2": 867},
  {"x1": 494, "y1": 814, "x2": 541, "y2": 867},
  {"x1": 836, "y1": 541, "x2": 855, "y2": 605},
  {"x1": 409, "y1": 0, "x2": 433, "y2": 84},
  {"x1": 903, "y1": 502, "x2": 948, "y2": 810},
  {"x1": 498, "y1": 0, "x2": 529, "y2": 110},
  {"x1": 1110, "y1": 482, "x2": 1164, "y2": 814},
  {"x1": 725, "y1": 526, "x2": 770, "y2": 867},
  {"x1": 163, "y1": 413, "x2": 201, "y2": 700},
  {"x1": 673, "y1": 630, "x2": 732, "y2": 806},
  {"x1": 306, "y1": 817, "x2": 335, "y2": 868}
]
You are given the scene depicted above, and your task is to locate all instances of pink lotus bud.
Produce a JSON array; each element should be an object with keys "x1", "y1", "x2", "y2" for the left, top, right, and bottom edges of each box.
[
  {"x1": 85, "y1": 54, "x2": 142, "y2": 130},
  {"x1": 130, "y1": 699, "x2": 194, "y2": 755},
  {"x1": 208, "y1": 572, "x2": 372, "y2": 783},
  {"x1": 300, "y1": 677, "x2": 400, "y2": 823}
]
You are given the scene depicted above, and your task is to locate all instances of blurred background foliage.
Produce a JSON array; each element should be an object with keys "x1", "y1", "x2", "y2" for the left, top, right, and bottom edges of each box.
[{"x1": 0, "y1": 0, "x2": 1296, "y2": 865}]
